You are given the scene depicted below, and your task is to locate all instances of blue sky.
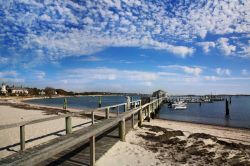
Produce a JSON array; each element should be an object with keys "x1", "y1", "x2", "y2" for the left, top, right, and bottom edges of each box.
[{"x1": 0, "y1": 0, "x2": 250, "y2": 94}]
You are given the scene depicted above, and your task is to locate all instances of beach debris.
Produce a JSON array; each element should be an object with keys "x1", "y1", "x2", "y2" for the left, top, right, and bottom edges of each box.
[{"x1": 135, "y1": 124, "x2": 250, "y2": 166}]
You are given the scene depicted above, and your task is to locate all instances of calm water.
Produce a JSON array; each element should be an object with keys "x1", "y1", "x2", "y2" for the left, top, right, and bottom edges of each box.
[
  {"x1": 158, "y1": 96, "x2": 250, "y2": 129},
  {"x1": 25, "y1": 95, "x2": 140, "y2": 111}
]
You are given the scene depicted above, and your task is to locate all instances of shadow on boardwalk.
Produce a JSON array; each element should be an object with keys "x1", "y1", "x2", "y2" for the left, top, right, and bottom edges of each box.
[{"x1": 38, "y1": 116, "x2": 138, "y2": 166}]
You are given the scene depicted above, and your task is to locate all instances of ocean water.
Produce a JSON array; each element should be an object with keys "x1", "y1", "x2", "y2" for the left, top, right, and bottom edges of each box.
[
  {"x1": 25, "y1": 95, "x2": 140, "y2": 111},
  {"x1": 158, "y1": 96, "x2": 250, "y2": 129}
]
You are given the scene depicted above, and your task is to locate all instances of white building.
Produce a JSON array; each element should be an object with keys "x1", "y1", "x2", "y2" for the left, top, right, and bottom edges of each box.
[
  {"x1": 39, "y1": 90, "x2": 46, "y2": 95},
  {"x1": 11, "y1": 87, "x2": 29, "y2": 95},
  {"x1": 1, "y1": 83, "x2": 7, "y2": 94}
]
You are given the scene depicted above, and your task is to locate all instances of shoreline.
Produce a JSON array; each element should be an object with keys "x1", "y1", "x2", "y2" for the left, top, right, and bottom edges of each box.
[
  {"x1": 157, "y1": 117, "x2": 250, "y2": 131},
  {"x1": 1, "y1": 96, "x2": 250, "y2": 131}
]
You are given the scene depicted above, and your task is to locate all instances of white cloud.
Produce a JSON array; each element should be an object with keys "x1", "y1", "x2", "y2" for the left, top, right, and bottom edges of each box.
[
  {"x1": 1, "y1": 0, "x2": 250, "y2": 65},
  {"x1": 65, "y1": 67, "x2": 158, "y2": 82},
  {"x1": 217, "y1": 38, "x2": 236, "y2": 55},
  {"x1": 204, "y1": 76, "x2": 219, "y2": 81},
  {"x1": 34, "y1": 71, "x2": 46, "y2": 80},
  {"x1": 0, "y1": 71, "x2": 18, "y2": 77},
  {"x1": 81, "y1": 56, "x2": 102, "y2": 62},
  {"x1": 216, "y1": 68, "x2": 231, "y2": 76},
  {"x1": 197, "y1": 42, "x2": 215, "y2": 53},
  {"x1": 0, "y1": 57, "x2": 8, "y2": 64},
  {"x1": 159, "y1": 65, "x2": 203, "y2": 76},
  {"x1": 241, "y1": 69, "x2": 248, "y2": 76}
]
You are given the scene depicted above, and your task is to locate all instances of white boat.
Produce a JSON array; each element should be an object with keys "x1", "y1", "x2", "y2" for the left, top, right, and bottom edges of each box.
[
  {"x1": 172, "y1": 101, "x2": 186, "y2": 107},
  {"x1": 174, "y1": 105, "x2": 187, "y2": 110},
  {"x1": 173, "y1": 102, "x2": 187, "y2": 110}
]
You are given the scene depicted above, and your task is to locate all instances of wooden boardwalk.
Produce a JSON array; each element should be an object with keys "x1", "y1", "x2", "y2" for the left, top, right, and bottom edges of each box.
[
  {"x1": 38, "y1": 115, "x2": 139, "y2": 166},
  {"x1": 0, "y1": 98, "x2": 163, "y2": 166}
]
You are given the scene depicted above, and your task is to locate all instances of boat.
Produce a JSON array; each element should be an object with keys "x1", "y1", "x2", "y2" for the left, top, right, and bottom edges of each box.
[
  {"x1": 172, "y1": 101, "x2": 186, "y2": 107},
  {"x1": 174, "y1": 105, "x2": 187, "y2": 110},
  {"x1": 173, "y1": 101, "x2": 187, "y2": 110}
]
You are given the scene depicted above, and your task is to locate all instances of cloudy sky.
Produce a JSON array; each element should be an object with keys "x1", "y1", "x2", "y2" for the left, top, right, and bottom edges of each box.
[{"x1": 0, "y1": 0, "x2": 250, "y2": 94}]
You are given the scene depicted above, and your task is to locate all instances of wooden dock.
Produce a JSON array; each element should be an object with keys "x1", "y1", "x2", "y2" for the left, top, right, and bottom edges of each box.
[
  {"x1": 0, "y1": 98, "x2": 163, "y2": 166},
  {"x1": 39, "y1": 117, "x2": 138, "y2": 166}
]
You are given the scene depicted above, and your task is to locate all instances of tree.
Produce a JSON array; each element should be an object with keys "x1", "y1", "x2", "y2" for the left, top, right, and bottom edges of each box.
[{"x1": 44, "y1": 87, "x2": 55, "y2": 97}]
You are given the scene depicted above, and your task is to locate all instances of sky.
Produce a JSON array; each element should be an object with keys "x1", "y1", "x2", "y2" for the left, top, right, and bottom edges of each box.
[{"x1": 0, "y1": 0, "x2": 250, "y2": 95}]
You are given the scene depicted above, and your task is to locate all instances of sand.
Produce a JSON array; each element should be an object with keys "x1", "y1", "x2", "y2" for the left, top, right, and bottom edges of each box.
[
  {"x1": 0, "y1": 105, "x2": 91, "y2": 158},
  {"x1": 96, "y1": 119, "x2": 250, "y2": 166}
]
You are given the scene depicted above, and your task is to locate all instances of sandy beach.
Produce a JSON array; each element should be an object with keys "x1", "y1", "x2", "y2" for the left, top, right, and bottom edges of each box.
[
  {"x1": 0, "y1": 104, "x2": 91, "y2": 158},
  {"x1": 97, "y1": 119, "x2": 250, "y2": 166}
]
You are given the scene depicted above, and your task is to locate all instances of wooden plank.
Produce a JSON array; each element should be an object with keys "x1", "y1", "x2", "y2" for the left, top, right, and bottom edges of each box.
[
  {"x1": 20, "y1": 125, "x2": 25, "y2": 151},
  {"x1": 90, "y1": 136, "x2": 95, "y2": 166},
  {"x1": 0, "y1": 118, "x2": 121, "y2": 166}
]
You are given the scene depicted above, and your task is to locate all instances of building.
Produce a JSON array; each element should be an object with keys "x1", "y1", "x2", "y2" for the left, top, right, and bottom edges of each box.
[
  {"x1": 39, "y1": 90, "x2": 46, "y2": 95},
  {"x1": 1, "y1": 83, "x2": 7, "y2": 95},
  {"x1": 10, "y1": 86, "x2": 29, "y2": 95},
  {"x1": 152, "y1": 90, "x2": 167, "y2": 98}
]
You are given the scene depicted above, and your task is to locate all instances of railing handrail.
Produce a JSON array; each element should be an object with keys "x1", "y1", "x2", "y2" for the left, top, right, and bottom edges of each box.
[
  {"x1": 0, "y1": 99, "x2": 142, "y2": 131},
  {"x1": 0, "y1": 97, "x2": 165, "y2": 166}
]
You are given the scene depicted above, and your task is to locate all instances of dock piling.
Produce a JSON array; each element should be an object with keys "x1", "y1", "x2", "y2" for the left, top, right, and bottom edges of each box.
[
  {"x1": 119, "y1": 118, "x2": 125, "y2": 142},
  {"x1": 105, "y1": 107, "x2": 110, "y2": 119},
  {"x1": 65, "y1": 116, "x2": 72, "y2": 134},
  {"x1": 225, "y1": 99, "x2": 230, "y2": 116},
  {"x1": 20, "y1": 125, "x2": 25, "y2": 151},
  {"x1": 131, "y1": 113, "x2": 135, "y2": 129}
]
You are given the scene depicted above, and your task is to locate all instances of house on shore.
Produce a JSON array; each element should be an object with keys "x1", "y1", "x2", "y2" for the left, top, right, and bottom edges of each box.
[
  {"x1": 10, "y1": 86, "x2": 29, "y2": 95},
  {"x1": 1, "y1": 83, "x2": 7, "y2": 95},
  {"x1": 39, "y1": 90, "x2": 46, "y2": 95}
]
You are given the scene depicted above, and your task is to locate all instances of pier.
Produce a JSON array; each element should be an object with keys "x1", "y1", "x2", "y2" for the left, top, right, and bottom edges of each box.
[{"x1": 0, "y1": 98, "x2": 164, "y2": 166}]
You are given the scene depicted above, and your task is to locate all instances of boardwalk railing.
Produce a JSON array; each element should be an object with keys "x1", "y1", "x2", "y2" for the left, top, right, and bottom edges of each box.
[{"x1": 0, "y1": 98, "x2": 164, "y2": 166}]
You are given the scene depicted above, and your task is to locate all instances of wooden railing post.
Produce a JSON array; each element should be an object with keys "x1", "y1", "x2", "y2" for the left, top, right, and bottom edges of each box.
[
  {"x1": 90, "y1": 135, "x2": 95, "y2": 166},
  {"x1": 119, "y1": 118, "x2": 125, "y2": 142},
  {"x1": 117, "y1": 106, "x2": 119, "y2": 116},
  {"x1": 65, "y1": 116, "x2": 72, "y2": 134},
  {"x1": 20, "y1": 125, "x2": 25, "y2": 151},
  {"x1": 124, "y1": 103, "x2": 127, "y2": 112},
  {"x1": 138, "y1": 109, "x2": 143, "y2": 127},
  {"x1": 105, "y1": 107, "x2": 110, "y2": 119},
  {"x1": 131, "y1": 113, "x2": 134, "y2": 129},
  {"x1": 91, "y1": 111, "x2": 95, "y2": 125}
]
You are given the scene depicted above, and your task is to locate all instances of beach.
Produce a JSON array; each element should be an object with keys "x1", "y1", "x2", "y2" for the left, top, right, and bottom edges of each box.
[
  {"x1": 0, "y1": 104, "x2": 91, "y2": 158},
  {"x1": 96, "y1": 119, "x2": 250, "y2": 166}
]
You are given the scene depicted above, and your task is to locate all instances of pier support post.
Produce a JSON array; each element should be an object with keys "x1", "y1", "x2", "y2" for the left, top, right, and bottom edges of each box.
[
  {"x1": 225, "y1": 99, "x2": 230, "y2": 116},
  {"x1": 138, "y1": 109, "x2": 143, "y2": 127},
  {"x1": 65, "y1": 116, "x2": 72, "y2": 134},
  {"x1": 90, "y1": 136, "x2": 95, "y2": 166},
  {"x1": 119, "y1": 118, "x2": 125, "y2": 142},
  {"x1": 131, "y1": 113, "x2": 135, "y2": 129},
  {"x1": 105, "y1": 107, "x2": 110, "y2": 119},
  {"x1": 98, "y1": 96, "x2": 102, "y2": 108},
  {"x1": 20, "y1": 125, "x2": 25, "y2": 151},
  {"x1": 91, "y1": 111, "x2": 95, "y2": 125}
]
